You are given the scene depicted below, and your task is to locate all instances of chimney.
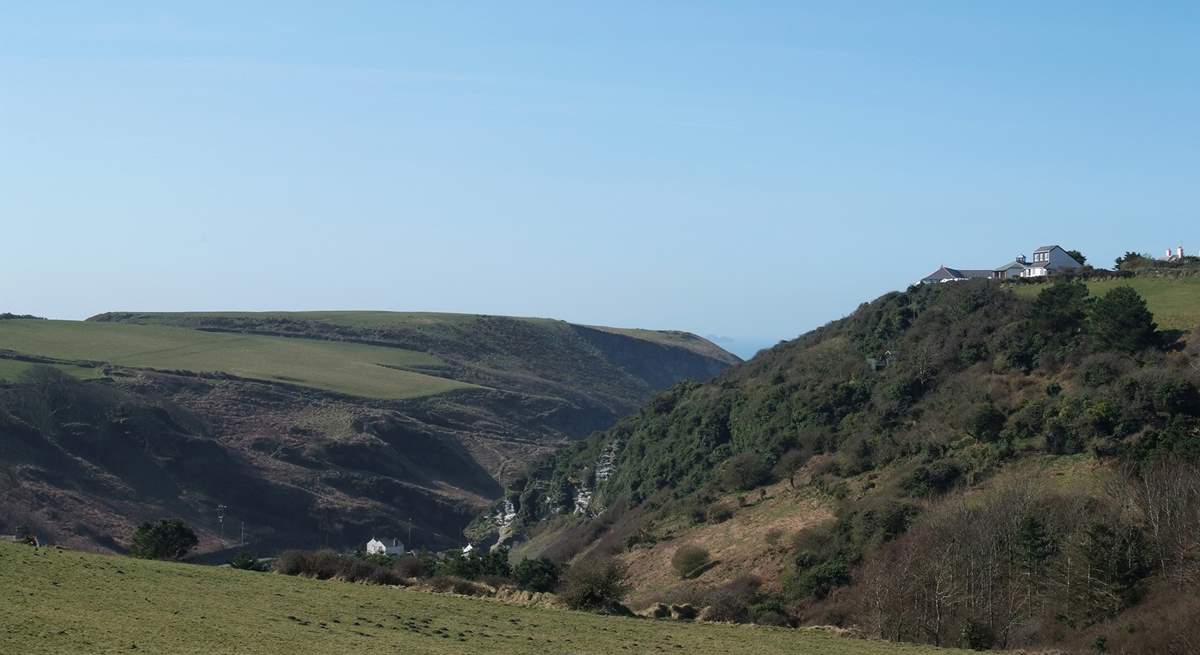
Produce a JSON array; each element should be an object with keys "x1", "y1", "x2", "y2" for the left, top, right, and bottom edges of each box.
[
  {"x1": 1167, "y1": 248, "x2": 1173, "y2": 259},
  {"x1": 1017, "y1": 254, "x2": 1026, "y2": 264},
  {"x1": 1178, "y1": 246, "x2": 1185, "y2": 259}
]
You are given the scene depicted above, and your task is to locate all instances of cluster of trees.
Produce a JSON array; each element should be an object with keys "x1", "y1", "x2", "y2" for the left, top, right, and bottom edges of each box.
[
  {"x1": 852, "y1": 463, "x2": 1200, "y2": 651},
  {"x1": 1116, "y1": 251, "x2": 1200, "y2": 271},
  {"x1": 273, "y1": 544, "x2": 594, "y2": 601}
]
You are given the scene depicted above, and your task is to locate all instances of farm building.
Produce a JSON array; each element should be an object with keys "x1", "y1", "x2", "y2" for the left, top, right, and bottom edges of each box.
[{"x1": 365, "y1": 537, "x2": 405, "y2": 556}]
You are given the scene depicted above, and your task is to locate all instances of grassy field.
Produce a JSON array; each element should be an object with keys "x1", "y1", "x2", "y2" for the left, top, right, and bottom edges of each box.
[
  {"x1": 0, "y1": 319, "x2": 472, "y2": 399},
  {"x1": 94, "y1": 311, "x2": 742, "y2": 363},
  {"x1": 1012, "y1": 276, "x2": 1200, "y2": 331},
  {"x1": 0, "y1": 358, "x2": 106, "y2": 382},
  {"x1": 0, "y1": 543, "x2": 957, "y2": 655}
]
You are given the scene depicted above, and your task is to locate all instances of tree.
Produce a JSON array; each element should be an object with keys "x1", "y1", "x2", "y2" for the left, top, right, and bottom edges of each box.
[
  {"x1": 1090, "y1": 287, "x2": 1158, "y2": 353},
  {"x1": 1065, "y1": 250, "x2": 1087, "y2": 266},
  {"x1": 559, "y1": 556, "x2": 630, "y2": 612},
  {"x1": 1115, "y1": 252, "x2": 1151, "y2": 271},
  {"x1": 1032, "y1": 279, "x2": 1091, "y2": 337},
  {"x1": 966, "y1": 403, "x2": 1006, "y2": 443},
  {"x1": 130, "y1": 519, "x2": 198, "y2": 560},
  {"x1": 722, "y1": 453, "x2": 770, "y2": 491},
  {"x1": 512, "y1": 557, "x2": 560, "y2": 592},
  {"x1": 671, "y1": 544, "x2": 711, "y2": 578}
]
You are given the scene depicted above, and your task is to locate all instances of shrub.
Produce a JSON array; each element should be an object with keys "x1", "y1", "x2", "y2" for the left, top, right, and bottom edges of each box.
[
  {"x1": 706, "y1": 504, "x2": 734, "y2": 524},
  {"x1": 392, "y1": 554, "x2": 426, "y2": 578},
  {"x1": 229, "y1": 551, "x2": 263, "y2": 571},
  {"x1": 559, "y1": 556, "x2": 630, "y2": 612},
  {"x1": 513, "y1": 557, "x2": 560, "y2": 592},
  {"x1": 787, "y1": 556, "x2": 851, "y2": 600},
  {"x1": 722, "y1": 453, "x2": 770, "y2": 491},
  {"x1": 129, "y1": 519, "x2": 198, "y2": 560},
  {"x1": 966, "y1": 403, "x2": 1006, "y2": 442},
  {"x1": 703, "y1": 575, "x2": 762, "y2": 623},
  {"x1": 902, "y1": 461, "x2": 962, "y2": 497},
  {"x1": 670, "y1": 545, "x2": 711, "y2": 579},
  {"x1": 427, "y1": 575, "x2": 489, "y2": 596}
]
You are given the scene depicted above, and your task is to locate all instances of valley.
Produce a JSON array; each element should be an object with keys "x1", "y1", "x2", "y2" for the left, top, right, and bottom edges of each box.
[{"x1": 0, "y1": 312, "x2": 738, "y2": 555}]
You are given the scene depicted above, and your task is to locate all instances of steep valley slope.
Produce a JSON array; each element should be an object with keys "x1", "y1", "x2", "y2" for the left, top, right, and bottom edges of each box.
[
  {"x1": 0, "y1": 311, "x2": 738, "y2": 555},
  {"x1": 486, "y1": 277, "x2": 1200, "y2": 653}
]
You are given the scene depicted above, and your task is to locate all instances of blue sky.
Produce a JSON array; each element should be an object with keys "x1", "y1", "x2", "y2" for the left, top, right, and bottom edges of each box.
[{"x1": 2, "y1": 3, "x2": 1197, "y2": 358}]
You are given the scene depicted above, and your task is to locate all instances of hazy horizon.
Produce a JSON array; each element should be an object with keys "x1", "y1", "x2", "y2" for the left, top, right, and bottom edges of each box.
[{"x1": 4, "y1": 3, "x2": 1197, "y2": 357}]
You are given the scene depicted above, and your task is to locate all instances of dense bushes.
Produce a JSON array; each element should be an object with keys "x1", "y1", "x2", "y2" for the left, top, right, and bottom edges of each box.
[
  {"x1": 512, "y1": 557, "x2": 561, "y2": 592},
  {"x1": 275, "y1": 549, "x2": 404, "y2": 585},
  {"x1": 559, "y1": 556, "x2": 629, "y2": 613},
  {"x1": 129, "y1": 519, "x2": 198, "y2": 561}
]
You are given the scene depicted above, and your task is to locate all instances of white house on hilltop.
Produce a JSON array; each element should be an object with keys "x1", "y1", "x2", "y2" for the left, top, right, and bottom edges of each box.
[
  {"x1": 1015, "y1": 245, "x2": 1083, "y2": 278},
  {"x1": 921, "y1": 245, "x2": 1083, "y2": 284},
  {"x1": 366, "y1": 537, "x2": 405, "y2": 556}
]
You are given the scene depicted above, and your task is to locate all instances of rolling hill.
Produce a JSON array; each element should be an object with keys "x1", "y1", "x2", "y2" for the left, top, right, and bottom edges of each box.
[
  {"x1": 0, "y1": 311, "x2": 738, "y2": 556},
  {"x1": 0, "y1": 541, "x2": 960, "y2": 655},
  {"x1": 483, "y1": 277, "x2": 1200, "y2": 653}
]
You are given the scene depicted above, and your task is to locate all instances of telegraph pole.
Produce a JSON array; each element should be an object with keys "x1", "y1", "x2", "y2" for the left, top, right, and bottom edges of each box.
[{"x1": 216, "y1": 504, "x2": 228, "y2": 543}]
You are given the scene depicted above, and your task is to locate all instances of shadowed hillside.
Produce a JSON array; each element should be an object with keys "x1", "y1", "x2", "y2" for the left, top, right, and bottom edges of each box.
[{"x1": 0, "y1": 312, "x2": 738, "y2": 555}]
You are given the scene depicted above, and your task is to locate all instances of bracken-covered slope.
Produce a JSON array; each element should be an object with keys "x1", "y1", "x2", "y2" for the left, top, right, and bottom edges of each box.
[
  {"x1": 489, "y1": 278, "x2": 1200, "y2": 653},
  {"x1": 0, "y1": 312, "x2": 738, "y2": 555}
]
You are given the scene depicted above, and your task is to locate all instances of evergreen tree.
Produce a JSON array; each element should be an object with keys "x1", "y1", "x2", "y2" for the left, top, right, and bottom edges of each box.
[{"x1": 1089, "y1": 287, "x2": 1158, "y2": 353}]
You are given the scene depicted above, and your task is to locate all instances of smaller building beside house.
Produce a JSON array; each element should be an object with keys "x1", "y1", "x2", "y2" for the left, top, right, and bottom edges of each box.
[
  {"x1": 366, "y1": 537, "x2": 405, "y2": 556},
  {"x1": 920, "y1": 265, "x2": 994, "y2": 284}
]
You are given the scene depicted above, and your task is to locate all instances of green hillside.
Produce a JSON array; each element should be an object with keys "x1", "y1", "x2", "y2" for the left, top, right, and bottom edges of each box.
[
  {"x1": 0, "y1": 542, "x2": 955, "y2": 655},
  {"x1": 0, "y1": 319, "x2": 469, "y2": 399},
  {"x1": 489, "y1": 279, "x2": 1200, "y2": 652},
  {"x1": 1012, "y1": 276, "x2": 1200, "y2": 331},
  {"x1": 88, "y1": 310, "x2": 738, "y2": 364}
]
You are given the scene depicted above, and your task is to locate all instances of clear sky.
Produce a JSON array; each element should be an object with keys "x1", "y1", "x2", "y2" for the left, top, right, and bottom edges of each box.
[{"x1": 2, "y1": 3, "x2": 1197, "y2": 358}]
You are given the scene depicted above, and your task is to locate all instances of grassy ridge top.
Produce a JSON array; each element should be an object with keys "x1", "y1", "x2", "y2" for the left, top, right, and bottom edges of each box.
[
  {"x1": 89, "y1": 310, "x2": 740, "y2": 363},
  {"x1": 0, "y1": 319, "x2": 470, "y2": 399},
  {"x1": 1011, "y1": 276, "x2": 1200, "y2": 331},
  {"x1": 0, "y1": 542, "x2": 955, "y2": 655}
]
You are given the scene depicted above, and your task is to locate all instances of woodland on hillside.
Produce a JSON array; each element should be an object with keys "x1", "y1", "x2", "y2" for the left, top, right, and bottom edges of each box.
[{"x1": 495, "y1": 279, "x2": 1200, "y2": 652}]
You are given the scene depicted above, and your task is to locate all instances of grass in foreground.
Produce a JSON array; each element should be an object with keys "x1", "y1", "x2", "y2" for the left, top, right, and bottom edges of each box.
[
  {"x1": 0, "y1": 542, "x2": 957, "y2": 655},
  {"x1": 1012, "y1": 276, "x2": 1200, "y2": 331},
  {"x1": 0, "y1": 319, "x2": 472, "y2": 399}
]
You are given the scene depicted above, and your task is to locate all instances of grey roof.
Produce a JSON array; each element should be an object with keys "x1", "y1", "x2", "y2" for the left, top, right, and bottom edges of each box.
[
  {"x1": 994, "y1": 259, "x2": 1029, "y2": 271},
  {"x1": 1033, "y1": 245, "x2": 1060, "y2": 253},
  {"x1": 922, "y1": 266, "x2": 992, "y2": 282}
]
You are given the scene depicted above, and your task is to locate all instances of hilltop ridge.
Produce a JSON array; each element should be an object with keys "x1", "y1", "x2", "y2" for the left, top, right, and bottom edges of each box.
[{"x1": 0, "y1": 311, "x2": 738, "y2": 555}]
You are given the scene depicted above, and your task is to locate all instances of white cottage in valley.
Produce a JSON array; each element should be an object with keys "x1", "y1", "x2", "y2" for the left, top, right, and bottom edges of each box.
[{"x1": 366, "y1": 537, "x2": 405, "y2": 556}]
